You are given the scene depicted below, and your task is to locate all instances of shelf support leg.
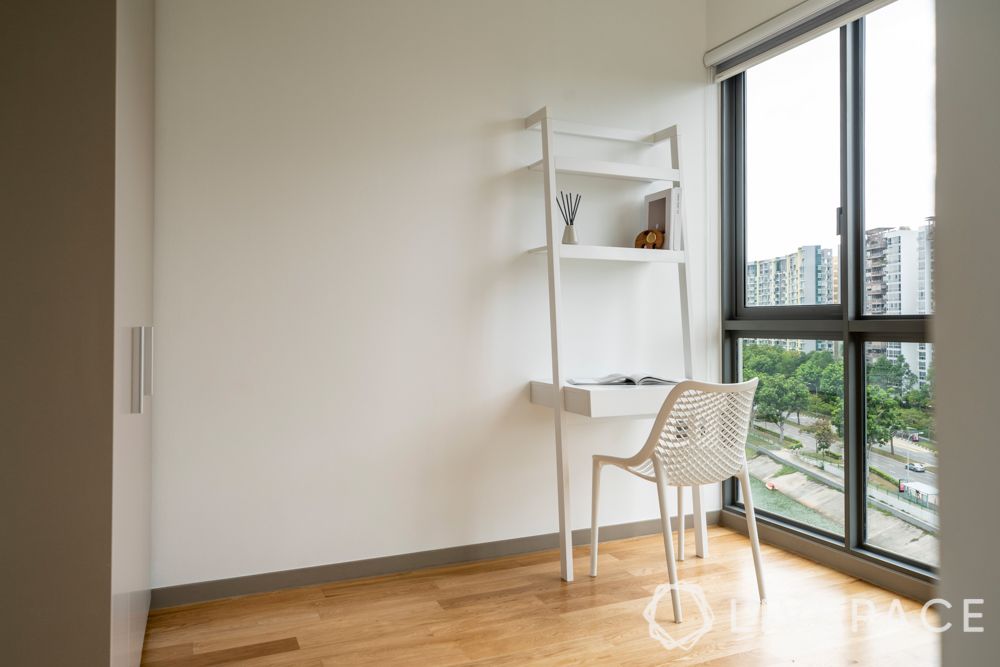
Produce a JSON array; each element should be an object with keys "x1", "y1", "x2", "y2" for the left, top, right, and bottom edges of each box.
[
  {"x1": 540, "y1": 110, "x2": 573, "y2": 582},
  {"x1": 678, "y1": 263, "x2": 693, "y2": 379},
  {"x1": 672, "y1": 128, "x2": 693, "y2": 381}
]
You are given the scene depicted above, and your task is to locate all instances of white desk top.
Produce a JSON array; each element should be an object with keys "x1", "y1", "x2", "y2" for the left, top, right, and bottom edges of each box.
[{"x1": 529, "y1": 380, "x2": 674, "y2": 418}]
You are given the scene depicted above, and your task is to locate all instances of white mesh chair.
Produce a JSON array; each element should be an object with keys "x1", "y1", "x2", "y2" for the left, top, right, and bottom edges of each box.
[{"x1": 589, "y1": 379, "x2": 764, "y2": 623}]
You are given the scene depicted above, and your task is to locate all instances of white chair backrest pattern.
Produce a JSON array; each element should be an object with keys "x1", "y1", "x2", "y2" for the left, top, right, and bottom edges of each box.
[{"x1": 652, "y1": 380, "x2": 758, "y2": 486}]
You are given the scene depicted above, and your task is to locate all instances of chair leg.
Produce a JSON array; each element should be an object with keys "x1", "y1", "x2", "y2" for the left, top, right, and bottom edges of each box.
[
  {"x1": 654, "y1": 461, "x2": 683, "y2": 623},
  {"x1": 738, "y1": 467, "x2": 767, "y2": 602},
  {"x1": 692, "y1": 483, "x2": 708, "y2": 558},
  {"x1": 590, "y1": 458, "x2": 601, "y2": 577},
  {"x1": 676, "y1": 486, "x2": 685, "y2": 561}
]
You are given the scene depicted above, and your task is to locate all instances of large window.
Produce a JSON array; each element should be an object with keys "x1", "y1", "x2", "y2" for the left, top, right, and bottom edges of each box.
[
  {"x1": 864, "y1": 0, "x2": 936, "y2": 316},
  {"x1": 723, "y1": 0, "x2": 936, "y2": 577},
  {"x1": 864, "y1": 341, "x2": 937, "y2": 566},
  {"x1": 737, "y1": 339, "x2": 845, "y2": 536},
  {"x1": 745, "y1": 32, "x2": 841, "y2": 308}
]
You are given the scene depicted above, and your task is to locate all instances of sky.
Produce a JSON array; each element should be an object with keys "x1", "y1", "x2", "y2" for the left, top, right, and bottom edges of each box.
[{"x1": 744, "y1": 0, "x2": 936, "y2": 262}]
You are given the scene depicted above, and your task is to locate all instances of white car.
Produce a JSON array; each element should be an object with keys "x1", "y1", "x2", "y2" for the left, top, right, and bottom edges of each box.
[{"x1": 906, "y1": 462, "x2": 926, "y2": 473}]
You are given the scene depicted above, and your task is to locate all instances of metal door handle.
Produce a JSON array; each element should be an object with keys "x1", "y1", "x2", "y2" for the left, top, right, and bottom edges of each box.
[{"x1": 131, "y1": 326, "x2": 154, "y2": 414}]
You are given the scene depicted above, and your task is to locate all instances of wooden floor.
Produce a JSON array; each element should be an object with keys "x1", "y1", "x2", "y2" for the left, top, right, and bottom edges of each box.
[{"x1": 142, "y1": 526, "x2": 939, "y2": 666}]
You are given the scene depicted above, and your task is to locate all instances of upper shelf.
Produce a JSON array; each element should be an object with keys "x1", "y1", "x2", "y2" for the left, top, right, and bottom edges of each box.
[
  {"x1": 524, "y1": 111, "x2": 678, "y2": 146},
  {"x1": 528, "y1": 244, "x2": 685, "y2": 263},
  {"x1": 527, "y1": 156, "x2": 680, "y2": 183}
]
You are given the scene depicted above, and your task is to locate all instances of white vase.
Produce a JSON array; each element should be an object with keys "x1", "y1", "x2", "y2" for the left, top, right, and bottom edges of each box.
[{"x1": 562, "y1": 225, "x2": 578, "y2": 245}]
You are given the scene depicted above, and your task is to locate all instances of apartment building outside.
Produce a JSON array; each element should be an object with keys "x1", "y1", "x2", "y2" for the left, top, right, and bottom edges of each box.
[
  {"x1": 865, "y1": 219, "x2": 935, "y2": 385},
  {"x1": 746, "y1": 244, "x2": 838, "y2": 308},
  {"x1": 745, "y1": 245, "x2": 838, "y2": 353},
  {"x1": 744, "y1": 222, "x2": 933, "y2": 381}
]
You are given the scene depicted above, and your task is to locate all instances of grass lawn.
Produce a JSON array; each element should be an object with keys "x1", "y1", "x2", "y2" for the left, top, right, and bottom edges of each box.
[
  {"x1": 867, "y1": 472, "x2": 899, "y2": 493},
  {"x1": 746, "y1": 474, "x2": 842, "y2": 534},
  {"x1": 747, "y1": 432, "x2": 781, "y2": 451}
]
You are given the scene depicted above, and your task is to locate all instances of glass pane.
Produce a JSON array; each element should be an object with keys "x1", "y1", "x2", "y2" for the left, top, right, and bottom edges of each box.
[
  {"x1": 744, "y1": 30, "x2": 841, "y2": 307},
  {"x1": 738, "y1": 339, "x2": 845, "y2": 535},
  {"x1": 864, "y1": 0, "x2": 936, "y2": 315},
  {"x1": 864, "y1": 342, "x2": 937, "y2": 567}
]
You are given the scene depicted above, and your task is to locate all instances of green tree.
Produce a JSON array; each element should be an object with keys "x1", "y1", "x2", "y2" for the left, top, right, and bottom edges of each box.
[
  {"x1": 743, "y1": 344, "x2": 802, "y2": 379},
  {"x1": 795, "y1": 350, "x2": 834, "y2": 393},
  {"x1": 904, "y1": 367, "x2": 935, "y2": 410},
  {"x1": 807, "y1": 417, "x2": 835, "y2": 460},
  {"x1": 868, "y1": 355, "x2": 916, "y2": 395},
  {"x1": 900, "y1": 406, "x2": 933, "y2": 441},
  {"x1": 866, "y1": 385, "x2": 903, "y2": 456},
  {"x1": 819, "y1": 360, "x2": 844, "y2": 400},
  {"x1": 808, "y1": 394, "x2": 836, "y2": 418},
  {"x1": 754, "y1": 374, "x2": 810, "y2": 444},
  {"x1": 831, "y1": 397, "x2": 844, "y2": 437}
]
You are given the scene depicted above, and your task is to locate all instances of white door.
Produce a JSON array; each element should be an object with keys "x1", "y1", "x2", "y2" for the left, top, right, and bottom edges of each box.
[{"x1": 111, "y1": 1, "x2": 154, "y2": 665}]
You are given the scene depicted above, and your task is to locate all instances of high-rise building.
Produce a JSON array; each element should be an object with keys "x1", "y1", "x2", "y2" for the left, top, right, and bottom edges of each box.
[
  {"x1": 742, "y1": 223, "x2": 934, "y2": 383},
  {"x1": 917, "y1": 217, "x2": 935, "y2": 315},
  {"x1": 916, "y1": 218, "x2": 935, "y2": 385},
  {"x1": 745, "y1": 245, "x2": 838, "y2": 353},
  {"x1": 746, "y1": 245, "x2": 838, "y2": 307},
  {"x1": 865, "y1": 227, "x2": 920, "y2": 315},
  {"x1": 865, "y1": 220, "x2": 935, "y2": 385}
]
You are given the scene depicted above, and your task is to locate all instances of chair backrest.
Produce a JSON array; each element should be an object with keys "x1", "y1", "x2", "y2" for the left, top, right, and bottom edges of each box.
[{"x1": 643, "y1": 379, "x2": 759, "y2": 486}]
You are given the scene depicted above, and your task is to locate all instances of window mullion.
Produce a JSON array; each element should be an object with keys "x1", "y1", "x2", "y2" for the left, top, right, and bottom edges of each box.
[{"x1": 842, "y1": 19, "x2": 865, "y2": 552}]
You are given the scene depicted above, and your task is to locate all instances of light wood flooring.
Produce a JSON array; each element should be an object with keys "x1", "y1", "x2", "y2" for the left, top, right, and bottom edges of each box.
[{"x1": 142, "y1": 526, "x2": 939, "y2": 665}]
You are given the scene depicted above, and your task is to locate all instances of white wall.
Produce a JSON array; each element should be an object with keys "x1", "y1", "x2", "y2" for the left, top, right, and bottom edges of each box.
[
  {"x1": 153, "y1": 0, "x2": 716, "y2": 587},
  {"x1": 706, "y1": 0, "x2": 805, "y2": 49},
  {"x1": 936, "y1": 0, "x2": 1000, "y2": 661}
]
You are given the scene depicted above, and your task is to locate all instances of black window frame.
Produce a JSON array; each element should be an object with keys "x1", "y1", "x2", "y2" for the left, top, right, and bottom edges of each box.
[{"x1": 721, "y1": 18, "x2": 935, "y2": 580}]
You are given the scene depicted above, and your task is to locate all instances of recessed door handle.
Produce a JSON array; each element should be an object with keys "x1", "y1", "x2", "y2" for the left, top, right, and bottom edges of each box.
[
  {"x1": 143, "y1": 325, "x2": 154, "y2": 397},
  {"x1": 131, "y1": 327, "x2": 145, "y2": 414},
  {"x1": 131, "y1": 326, "x2": 154, "y2": 414}
]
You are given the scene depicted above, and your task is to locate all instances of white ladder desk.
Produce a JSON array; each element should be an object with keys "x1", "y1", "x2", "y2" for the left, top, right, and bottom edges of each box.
[{"x1": 524, "y1": 107, "x2": 699, "y2": 581}]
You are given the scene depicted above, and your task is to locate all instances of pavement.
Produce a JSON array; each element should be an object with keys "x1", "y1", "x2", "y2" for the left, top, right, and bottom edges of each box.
[
  {"x1": 747, "y1": 452, "x2": 938, "y2": 566},
  {"x1": 777, "y1": 418, "x2": 938, "y2": 489},
  {"x1": 747, "y1": 454, "x2": 939, "y2": 566}
]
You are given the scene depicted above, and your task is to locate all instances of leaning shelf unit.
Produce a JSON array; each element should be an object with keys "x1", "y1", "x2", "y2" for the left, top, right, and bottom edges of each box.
[{"x1": 525, "y1": 106, "x2": 693, "y2": 582}]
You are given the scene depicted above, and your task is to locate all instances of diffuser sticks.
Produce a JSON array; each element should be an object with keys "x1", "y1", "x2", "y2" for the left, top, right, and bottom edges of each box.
[{"x1": 556, "y1": 191, "x2": 581, "y2": 226}]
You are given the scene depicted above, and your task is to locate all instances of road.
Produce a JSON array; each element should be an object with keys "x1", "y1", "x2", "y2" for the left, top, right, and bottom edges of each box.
[{"x1": 773, "y1": 419, "x2": 939, "y2": 490}]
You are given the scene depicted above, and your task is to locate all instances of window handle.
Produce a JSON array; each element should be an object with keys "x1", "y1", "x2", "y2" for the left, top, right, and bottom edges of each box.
[{"x1": 836, "y1": 206, "x2": 844, "y2": 236}]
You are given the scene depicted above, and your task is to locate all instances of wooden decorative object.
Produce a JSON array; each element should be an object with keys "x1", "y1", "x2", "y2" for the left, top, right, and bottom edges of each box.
[{"x1": 635, "y1": 228, "x2": 665, "y2": 249}]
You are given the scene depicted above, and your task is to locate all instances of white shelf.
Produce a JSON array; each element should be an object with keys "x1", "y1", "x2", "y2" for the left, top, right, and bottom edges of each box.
[
  {"x1": 522, "y1": 106, "x2": 692, "y2": 581},
  {"x1": 528, "y1": 244, "x2": 685, "y2": 263},
  {"x1": 529, "y1": 380, "x2": 675, "y2": 418},
  {"x1": 523, "y1": 110, "x2": 678, "y2": 146},
  {"x1": 527, "y1": 156, "x2": 679, "y2": 183}
]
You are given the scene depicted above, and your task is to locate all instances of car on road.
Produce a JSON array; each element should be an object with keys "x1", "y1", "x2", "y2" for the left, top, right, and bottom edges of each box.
[{"x1": 906, "y1": 462, "x2": 926, "y2": 473}]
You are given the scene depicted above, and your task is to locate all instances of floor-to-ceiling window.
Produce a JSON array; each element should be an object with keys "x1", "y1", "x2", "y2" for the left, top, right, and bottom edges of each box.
[{"x1": 722, "y1": 0, "x2": 936, "y2": 576}]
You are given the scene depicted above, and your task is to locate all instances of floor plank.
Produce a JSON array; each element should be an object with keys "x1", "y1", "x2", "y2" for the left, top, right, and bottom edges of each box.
[
  {"x1": 144, "y1": 637, "x2": 299, "y2": 666},
  {"x1": 142, "y1": 526, "x2": 939, "y2": 666}
]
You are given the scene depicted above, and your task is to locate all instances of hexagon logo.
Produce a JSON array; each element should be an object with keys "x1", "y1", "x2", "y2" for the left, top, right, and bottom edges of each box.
[{"x1": 642, "y1": 582, "x2": 715, "y2": 652}]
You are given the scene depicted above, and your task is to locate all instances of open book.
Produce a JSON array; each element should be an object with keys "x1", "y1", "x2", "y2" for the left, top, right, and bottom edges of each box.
[{"x1": 568, "y1": 374, "x2": 677, "y2": 387}]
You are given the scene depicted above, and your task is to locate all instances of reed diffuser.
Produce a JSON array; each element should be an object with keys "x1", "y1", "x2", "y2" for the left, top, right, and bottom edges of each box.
[{"x1": 556, "y1": 191, "x2": 581, "y2": 244}]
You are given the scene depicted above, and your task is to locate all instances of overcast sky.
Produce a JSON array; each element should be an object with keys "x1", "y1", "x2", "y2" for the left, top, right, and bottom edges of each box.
[{"x1": 745, "y1": 0, "x2": 935, "y2": 262}]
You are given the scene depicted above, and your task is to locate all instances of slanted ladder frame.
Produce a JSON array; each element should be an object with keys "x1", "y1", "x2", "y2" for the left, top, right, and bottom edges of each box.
[{"x1": 529, "y1": 107, "x2": 695, "y2": 581}]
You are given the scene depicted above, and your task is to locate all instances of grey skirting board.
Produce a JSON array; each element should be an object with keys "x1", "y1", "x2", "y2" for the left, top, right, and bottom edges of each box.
[{"x1": 151, "y1": 510, "x2": 720, "y2": 609}]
